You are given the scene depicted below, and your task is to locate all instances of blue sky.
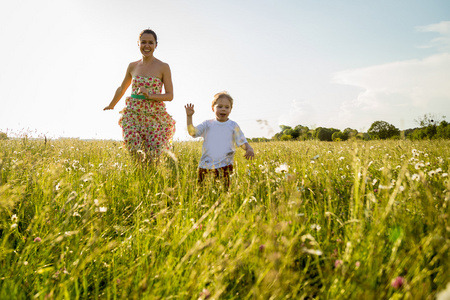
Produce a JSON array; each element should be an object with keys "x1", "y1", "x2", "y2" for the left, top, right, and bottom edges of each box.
[{"x1": 1, "y1": 0, "x2": 449, "y2": 140}]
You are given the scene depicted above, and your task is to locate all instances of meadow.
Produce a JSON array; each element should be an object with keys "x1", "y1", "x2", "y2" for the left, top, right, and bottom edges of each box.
[{"x1": 0, "y1": 138, "x2": 449, "y2": 299}]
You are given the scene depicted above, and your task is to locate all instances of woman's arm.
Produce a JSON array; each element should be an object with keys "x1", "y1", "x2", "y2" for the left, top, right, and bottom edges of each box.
[{"x1": 104, "y1": 64, "x2": 133, "y2": 110}]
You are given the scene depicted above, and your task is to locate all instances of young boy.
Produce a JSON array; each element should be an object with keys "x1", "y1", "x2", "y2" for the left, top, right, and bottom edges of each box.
[{"x1": 185, "y1": 91, "x2": 254, "y2": 186}]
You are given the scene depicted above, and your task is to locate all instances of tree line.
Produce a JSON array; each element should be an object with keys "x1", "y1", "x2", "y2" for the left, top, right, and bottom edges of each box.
[{"x1": 248, "y1": 114, "x2": 450, "y2": 142}]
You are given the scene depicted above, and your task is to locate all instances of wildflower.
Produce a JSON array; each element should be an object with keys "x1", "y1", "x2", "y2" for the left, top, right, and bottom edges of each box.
[
  {"x1": 436, "y1": 282, "x2": 450, "y2": 300},
  {"x1": 23, "y1": 261, "x2": 28, "y2": 266},
  {"x1": 312, "y1": 155, "x2": 320, "y2": 160},
  {"x1": 275, "y1": 163, "x2": 289, "y2": 173},
  {"x1": 415, "y1": 162, "x2": 425, "y2": 170},
  {"x1": 11, "y1": 214, "x2": 18, "y2": 222},
  {"x1": 411, "y1": 174, "x2": 420, "y2": 181},
  {"x1": 391, "y1": 276, "x2": 405, "y2": 289},
  {"x1": 34, "y1": 237, "x2": 42, "y2": 243},
  {"x1": 355, "y1": 261, "x2": 361, "y2": 268},
  {"x1": 310, "y1": 224, "x2": 321, "y2": 231},
  {"x1": 310, "y1": 160, "x2": 315, "y2": 164},
  {"x1": 339, "y1": 157, "x2": 345, "y2": 161},
  {"x1": 302, "y1": 248, "x2": 323, "y2": 256},
  {"x1": 199, "y1": 288, "x2": 211, "y2": 299},
  {"x1": 11, "y1": 223, "x2": 18, "y2": 229},
  {"x1": 442, "y1": 173, "x2": 448, "y2": 177},
  {"x1": 259, "y1": 245, "x2": 265, "y2": 252},
  {"x1": 334, "y1": 259, "x2": 343, "y2": 268}
]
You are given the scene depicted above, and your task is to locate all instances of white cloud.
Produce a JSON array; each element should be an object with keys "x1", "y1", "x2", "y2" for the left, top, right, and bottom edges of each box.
[
  {"x1": 416, "y1": 21, "x2": 450, "y2": 51},
  {"x1": 332, "y1": 52, "x2": 450, "y2": 129},
  {"x1": 331, "y1": 21, "x2": 450, "y2": 130},
  {"x1": 278, "y1": 99, "x2": 318, "y2": 129}
]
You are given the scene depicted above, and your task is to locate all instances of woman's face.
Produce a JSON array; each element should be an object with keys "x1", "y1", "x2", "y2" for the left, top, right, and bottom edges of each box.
[{"x1": 139, "y1": 33, "x2": 157, "y2": 57}]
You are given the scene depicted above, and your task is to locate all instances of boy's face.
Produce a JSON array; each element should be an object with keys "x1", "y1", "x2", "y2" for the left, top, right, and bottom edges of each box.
[{"x1": 213, "y1": 97, "x2": 232, "y2": 122}]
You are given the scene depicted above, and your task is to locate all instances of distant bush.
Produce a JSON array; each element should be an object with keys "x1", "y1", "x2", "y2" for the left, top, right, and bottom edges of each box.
[{"x1": 0, "y1": 132, "x2": 8, "y2": 140}]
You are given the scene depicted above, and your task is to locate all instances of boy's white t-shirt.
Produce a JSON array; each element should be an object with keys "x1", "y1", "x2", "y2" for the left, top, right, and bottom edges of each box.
[{"x1": 192, "y1": 119, "x2": 248, "y2": 169}]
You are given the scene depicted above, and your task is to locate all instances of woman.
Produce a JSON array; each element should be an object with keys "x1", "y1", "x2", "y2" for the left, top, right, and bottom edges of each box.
[{"x1": 104, "y1": 29, "x2": 176, "y2": 161}]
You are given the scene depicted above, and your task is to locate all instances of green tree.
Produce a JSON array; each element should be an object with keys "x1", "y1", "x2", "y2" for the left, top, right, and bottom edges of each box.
[
  {"x1": 0, "y1": 132, "x2": 7, "y2": 140},
  {"x1": 368, "y1": 121, "x2": 400, "y2": 140}
]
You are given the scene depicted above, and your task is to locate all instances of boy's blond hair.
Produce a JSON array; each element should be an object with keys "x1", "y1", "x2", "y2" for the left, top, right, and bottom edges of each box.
[{"x1": 212, "y1": 91, "x2": 233, "y2": 108}]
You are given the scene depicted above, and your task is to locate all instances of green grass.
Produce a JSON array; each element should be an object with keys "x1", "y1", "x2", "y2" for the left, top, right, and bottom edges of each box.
[{"x1": 1, "y1": 138, "x2": 449, "y2": 299}]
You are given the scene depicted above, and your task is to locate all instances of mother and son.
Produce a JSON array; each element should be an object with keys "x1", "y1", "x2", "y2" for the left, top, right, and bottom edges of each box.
[{"x1": 104, "y1": 29, "x2": 255, "y2": 186}]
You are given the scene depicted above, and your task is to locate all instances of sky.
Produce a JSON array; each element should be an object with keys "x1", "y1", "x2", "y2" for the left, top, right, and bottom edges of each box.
[{"x1": 1, "y1": 0, "x2": 449, "y2": 141}]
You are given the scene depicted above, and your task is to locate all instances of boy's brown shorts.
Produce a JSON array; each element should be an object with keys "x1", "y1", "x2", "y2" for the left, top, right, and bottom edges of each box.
[{"x1": 198, "y1": 165, "x2": 233, "y2": 187}]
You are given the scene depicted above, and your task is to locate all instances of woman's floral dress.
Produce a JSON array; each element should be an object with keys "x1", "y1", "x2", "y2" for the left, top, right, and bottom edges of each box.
[{"x1": 119, "y1": 75, "x2": 176, "y2": 158}]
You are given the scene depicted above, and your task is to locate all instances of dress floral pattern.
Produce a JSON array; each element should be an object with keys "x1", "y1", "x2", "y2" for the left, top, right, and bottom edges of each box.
[{"x1": 119, "y1": 75, "x2": 176, "y2": 158}]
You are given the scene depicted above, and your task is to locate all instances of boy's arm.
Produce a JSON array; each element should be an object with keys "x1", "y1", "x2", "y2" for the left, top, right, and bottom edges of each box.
[
  {"x1": 241, "y1": 142, "x2": 255, "y2": 160},
  {"x1": 185, "y1": 104, "x2": 197, "y2": 136}
]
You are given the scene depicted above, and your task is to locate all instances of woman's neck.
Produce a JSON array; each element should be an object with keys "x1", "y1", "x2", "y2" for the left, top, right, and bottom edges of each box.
[{"x1": 142, "y1": 55, "x2": 155, "y2": 63}]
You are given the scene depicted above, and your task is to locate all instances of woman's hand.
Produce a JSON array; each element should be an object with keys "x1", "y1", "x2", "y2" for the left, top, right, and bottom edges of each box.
[
  {"x1": 185, "y1": 103, "x2": 195, "y2": 116},
  {"x1": 137, "y1": 87, "x2": 150, "y2": 99}
]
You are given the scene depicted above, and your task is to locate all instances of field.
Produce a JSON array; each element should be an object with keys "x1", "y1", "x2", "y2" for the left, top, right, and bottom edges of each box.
[{"x1": 0, "y1": 138, "x2": 449, "y2": 299}]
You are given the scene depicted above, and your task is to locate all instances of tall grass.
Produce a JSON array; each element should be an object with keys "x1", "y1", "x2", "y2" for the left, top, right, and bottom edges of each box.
[{"x1": 0, "y1": 138, "x2": 449, "y2": 299}]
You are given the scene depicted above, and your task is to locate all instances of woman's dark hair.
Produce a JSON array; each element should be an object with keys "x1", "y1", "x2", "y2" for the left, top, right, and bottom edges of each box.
[{"x1": 139, "y1": 29, "x2": 157, "y2": 44}]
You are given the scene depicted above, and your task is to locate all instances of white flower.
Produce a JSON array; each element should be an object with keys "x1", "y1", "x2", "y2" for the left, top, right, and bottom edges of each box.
[
  {"x1": 275, "y1": 163, "x2": 289, "y2": 173},
  {"x1": 302, "y1": 248, "x2": 323, "y2": 256},
  {"x1": 99, "y1": 207, "x2": 107, "y2": 213},
  {"x1": 372, "y1": 179, "x2": 378, "y2": 185},
  {"x1": 442, "y1": 173, "x2": 448, "y2": 177},
  {"x1": 310, "y1": 224, "x2": 321, "y2": 231},
  {"x1": 415, "y1": 162, "x2": 425, "y2": 170},
  {"x1": 436, "y1": 282, "x2": 450, "y2": 300},
  {"x1": 339, "y1": 157, "x2": 345, "y2": 161},
  {"x1": 11, "y1": 223, "x2": 18, "y2": 229},
  {"x1": 11, "y1": 214, "x2": 18, "y2": 222},
  {"x1": 411, "y1": 174, "x2": 420, "y2": 181}
]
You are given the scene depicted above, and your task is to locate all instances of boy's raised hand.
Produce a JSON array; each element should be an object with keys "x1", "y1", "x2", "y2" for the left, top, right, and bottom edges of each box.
[{"x1": 185, "y1": 103, "x2": 195, "y2": 116}]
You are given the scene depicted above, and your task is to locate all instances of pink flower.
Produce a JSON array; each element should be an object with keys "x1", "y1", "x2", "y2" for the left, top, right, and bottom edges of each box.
[
  {"x1": 34, "y1": 237, "x2": 42, "y2": 242},
  {"x1": 199, "y1": 288, "x2": 210, "y2": 299},
  {"x1": 259, "y1": 245, "x2": 265, "y2": 252},
  {"x1": 355, "y1": 261, "x2": 361, "y2": 268},
  {"x1": 334, "y1": 259, "x2": 343, "y2": 268},
  {"x1": 391, "y1": 276, "x2": 405, "y2": 289}
]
